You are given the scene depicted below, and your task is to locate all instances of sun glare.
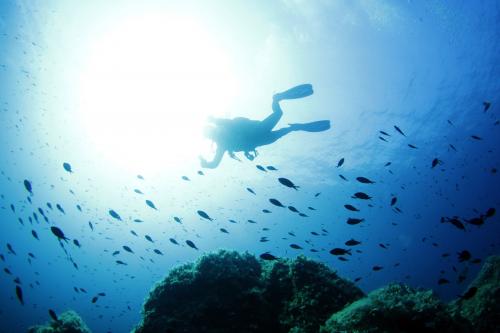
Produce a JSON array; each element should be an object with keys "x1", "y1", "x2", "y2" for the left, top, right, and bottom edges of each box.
[{"x1": 78, "y1": 13, "x2": 237, "y2": 173}]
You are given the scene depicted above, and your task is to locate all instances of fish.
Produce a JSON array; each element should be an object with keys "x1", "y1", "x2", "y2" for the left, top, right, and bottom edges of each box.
[
  {"x1": 256, "y1": 165, "x2": 267, "y2": 172},
  {"x1": 174, "y1": 216, "x2": 182, "y2": 223},
  {"x1": 133, "y1": 219, "x2": 144, "y2": 223},
  {"x1": 390, "y1": 197, "x2": 397, "y2": 206},
  {"x1": 197, "y1": 210, "x2": 213, "y2": 221},
  {"x1": 460, "y1": 286, "x2": 478, "y2": 300},
  {"x1": 247, "y1": 219, "x2": 257, "y2": 224},
  {"x1": 384, "y1": 162, "x2": 392, "y2": 167},
  {"x1": 228, "y1": 219, "x2": 237, "y2": 224},
  {"x1": 314, "y1": 192, "x2": 321, "y2": 197},
  {"x1": 485, "y1": 208, "x2": 495, "y2": 218},
  {"x1": 379, "y1": 130, "x2": 390, "y2": 136},
  {"x1": 31, "y1": 230, "x2": 39, "y2": 240},
  {"x1": 408, "y1": 144, "x2": 418, "y2": 149},
  {"x1": 394, "y1": 125, "x2": 406, "y2": 136},
  {"x1": 73, "y1": 239, "x2": 81, "y2": 248},
  {"x1": 449, "y1": 144, "x2": 457, "y2": 151},
  {"x1": 444, "y1": 217, "x2": 466, "y2": 231},
  {"x1": 298, "y1": 213, "x2": 308, "y2": 217},
  {"x1": 457, "y1": 250, "x2": 471, "y2": 262},
  {"x1": 23, "y1": 180, "x2": 33, "y2": 195},
  {"x1": 63, "y1": 162, "x2": 73, "y2": 173},
  {"x1": 289, "y1": 244, "x2": 303, "y2": 250},
  {"x1": 269, "y1": 198, "x2": 285, "y2": 207},
  {"x1": 259, "y1": 253, "x2": 278, "y2": 260},
  {"x1": 186, "y1": 240, "x2": 198, "y2": 250},
  {"x1": 220, "y1": 228, "x2": 229, "y2": 234},
  {"x1": 91, "y1": 296, "x2": 98, "y2": 303},
  {"x1": 169, "y1": 238, "x2": 179, "y2": 245},
  {"x1": 88, "y1": 222, "x2": 94, "y2": 231},
  {"x1": 48, "y1": 309, "x2": 58, "y2": 321},
  {"x1": 379, "y1": 243, "x2": 388, "y2": 249},
  {"x1": 145, "y1": 235, "x2": 154, "y2": 243},
  {"x1": 134, "y1": 189, "x2": 143, "y2": 194},
  {"x1": 345, "y1": 239, "x2": 361, "y2": 246},
  {"x1": 346, "y1": 218, "x2": 364, "y2": 225},
  {"x1": 246, "y1": 187, "x2": 256, "y2": 195},
  {"x1": 109, "y1": 209, "x2": 122, "y2": 221},
  {"x1": 308, "y1": 206, "x2": 316, "y2": 210},
  {"x1": 130, "y1": 230, "x2": 138, "y2": 236},
  {"x1": 181, "y1": 175, "x2": 190, "y2": 181},
  {"x1": 336, "y1": 158, "x2": 345, "y2": 168},
  {"x1": 311, "y1": 231, "x2": 319, "y2": 236},
  {"x1": 115, "y1": 260, "x2": 127, "y2": 265},
  {"x1": 112, "y1": 251, "x2": 120, "y2": 256},
  {"x1": 356, "y1": 177, "x2": 375, "y2": 184},
  {"x1": 197, "y1": 170, "x2": 204, "y2": 175},
  {"x1": 6, "y1": 244, "x2": 15, "y2": 255},
  {"x1": 137, "y1": 175, "x2": 144, "y2": 180},
  {"x1": 278, "y1": 177, "x2": 299, "y2": 190},
  {"x1": 153, "y1": 249, "x2": 163, "y2": 255},
  {"x1": 262, "y1": 209, "x2": 271, "y2": 213},
  {"x1": 329, "y1": 248, "x2": 351, "y2": 256},
  {"x1": 471, "y1": 135, "x2": 482, "y2": 140},
  {"x1": 431, "y1": 158, "x2": 442, "y2": 168},
  {"x1": 372, "y1": 265, "x2": 383, "y2": 271},
  {"x1": 50, "y1": 226, "x2": 68, "y2": 241},
  {"x1": 344, "y1": 204, "x2": 359, "y2": 212},
  {"x1": 15, "y1": 285, "x2": 24, "y2": 305},
  {"x1": 438, "y1": 278, "x2": 450, "y2": 285},
  {"x1": 339, "y1": 174, "x2": 348, "y2": 181},
  {"x1": 483, "y1": 101, "x2": 491, "y2": 112},
  {"x1": 123, "y1": 246, "x2": 134, "y2": 253},
  {"x1": 288, "y1": 206, "x2": 299, "y2": 213},
  {"x1": 354, "y1": 277, "x2": 362, "y2": 282},
  {"x1": 145, "y1": 200, "x2": 157, "y2": 210},
  {"x1": 266, "y1": 166, "x2": 278, "y2": 171},
  {"x1": 379, "y1": 136, "x2": 388, "y2": 142},
  {"x1": 352, "y1": 192, "x2": 371, "y2": 200}
]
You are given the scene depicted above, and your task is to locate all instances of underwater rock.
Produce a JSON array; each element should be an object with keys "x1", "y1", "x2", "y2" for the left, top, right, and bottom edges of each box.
[
  {"x1": 27, "y1": 310, "x2": 92, "y2": 333},
  {"x1": 450, "y1": 255, "x2": 500, "y2": 333},
  {"x1": 133, "y1": 250, "x2": 363, "y2": 333},
  {"x1": 320, "y1": 283, "x2": 471, "y2": 333}
]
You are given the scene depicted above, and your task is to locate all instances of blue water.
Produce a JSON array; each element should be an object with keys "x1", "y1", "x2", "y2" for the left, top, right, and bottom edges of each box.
[{"x1": 1, "y1": 1, "x2": 499, "y2": 332}]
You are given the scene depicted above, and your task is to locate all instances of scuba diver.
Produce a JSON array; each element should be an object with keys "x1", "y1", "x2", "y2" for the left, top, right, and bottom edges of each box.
[{"x1": 199, "y1": 84, "x2": 330, "y2": 169}]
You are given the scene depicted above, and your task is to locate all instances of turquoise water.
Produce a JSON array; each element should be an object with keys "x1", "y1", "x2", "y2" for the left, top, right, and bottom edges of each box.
[{"x1": 1, "y1": 1, "x2": 499, "y2": 332}]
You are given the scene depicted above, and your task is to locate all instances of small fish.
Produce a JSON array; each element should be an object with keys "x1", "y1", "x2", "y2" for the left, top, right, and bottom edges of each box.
[
  {"x1": 344, "y1": 204, "x2": 359, "y2": 212},
  {"x1": 228, "y1": 219, "x2": 237, "y2": 224},
  {"x1": 169, "y1": 238, "x2": 179, "y2": 245},
  {"x1": 311, "y1": 231, "x2": 319, "y2": 236},
  {"x1": 145, "y1": 200, "x2": 157, "y2": 210},
  {"x1": 137, "y1": 175, "x2": 144, "y2": 180},
  {"x1": 379, "y1": 130, "x2": 390, "y2": 136},
  {"x1": 308, "y1": 206, "x2": 316, "y2": 210},
  {"x1": 91, "y1": 296, "x2": 98, "y2": 303},
  {"x1": 186, "y1": 240, "x2": 198, "y2": 250},
  {"x1": 288, "y1": 206, "x2": 299, "y2": 213},
  {"x1": 314, "y1": 192, "x2": 321, "y2": 197},
  {"x1": 181, "y1": 175, "x2": 190, "y2": 181},
  {"x1": 109, "y1": 210, "x2": 122, "y2": 221},
  {"x1": 438, "y1": 278, "x2": 450, "y2": 285},
  {"x1": 384, "y1": 162, "x2": 392, "y2": 167},
  {"x1": 145, "y1": 235, "x2": 154, "y2": 243},
  {"x1": 339, "y1": 174, "x2": 348, "y2": 181},
  {"x1": 352, "y1": 192, "x2": 371, "y2": 200},
  {"x1": 379, "y1": 243, "x2": 388, "y2": 249},
  {"x1": 256, "y1": 165, "x2": 267, "y2": 172},
  {"x1": 153, "y1": 249, "x2": 163, "y2": 255},
  {"x1": 115, "y1": 260, "x2": 127, "y2": 265},
  {"x1": 73, "y1": 239, "x2": 81, "y2": 248},
  {"x1": 298, "y1": 213, "x2": 308, "y2": 217},
  {"x1": 134, "y1": 189, "x2": 143, "y2": 195},
  {"x1": 354, "y1": 277, "x2": 362, "y2": 282},
  {"x1": 269, "y1": 198, "x2": 284, "y2": 207},
  {"x1": 278, "y1": 177, "x2": 299, "y2": 190},
  {"x1": 259, "y1": 253, "x2": 278, "y2": 261},
  {"x1": 449, "y1": 144, "x2": 457, "y2": 151},
  {"x1": 346, "y1": 218, "x2": 364, "y2": 225},
  {"x1": 174, "y1": 216, "x2": 182, "y2": 223},
  {"x1": 88, "y1": 222, "x2": 94, "y2": 231},
  {"x1": 266, "y1": 166, "x2": 278, "y2": 171},
  {"x1": 262, "y1": 209, "x2": 271, "y2": 213},
  {"x1": 394, "y1": 125, "x2": 406, "y2": 136},
  {"x1": 471, "y1": 135, "x2": 482, "y2": 140},
  {"x1": 197, "y1": 170, "x2": 204, "y2": 175},
  {"x1": 50, "y1": 226, "x2": 68, "y2": 241},
  {"x1": 112, "y1": 251, "x2": 120, "y2": 256},
  {"x1": 379, "y1": 136, "x2": 388, "y2": 142},
  {"x1": 220, "y1": 228, "x2": 229, "y2": 234},
  {"x1": 356, "y1": 177, "x2": 375, "y2": 184},
  {"x1": 289, "y1": 244, "x2": 303, "y2": 250},
  {"x1": 336, "y1": 158, "x2": 345, "y2": 168},
  {"x1": 63, "y1": 162, "x2": 73, "y2": 173},
  {"x1": 390, "y1": 197, "x2": 397, "y2": 206},
  {"x1": 247, "y1": 219, "x2": 257, "y2": 223},
  {"x1": 457, "y1": 250, "x2": 471, "y2": 262},
  {"x1": 133, "y1": 219, "x2": 144, "y2": 223},
  {"x1": 48, "y1": 309, "x2": 58, "y2": 321},
  {"x1": 31, "y1": 230, "x2": 39, "y2": 240},
  {"x1": 246, "y1": 188, "x2": 256, "y2": 195},
  {"x1": 460, "y1": 286, "x2": 478, "y2": 300},
  {"x1": 408, "y1": 144, "x2": 418, "y2": 149},
  {"x1": 123, "y1": 245, "x2": 134, "y2": 253},
  {"x1": 329, "y1": 248, "x2": 351, "y2": 256},
  {"x1": 23, "y1": 180, "x2": 33, "y2": 195},
  {"x1": 372, "y1": 265, "x2": 383, "y2": 271},
  {"x1": 15, "y1": 285, "x2": 23, "y2": 305},
  {"x1": 197, "y1": 210, "x2": 213, "y2": 221},
  {"x1": 483, "y1": 101, "x2": 491, "y2": 112},
  {"x1": 431, "y1": 158, "x2": 442, "y2": 168},
  {"x1": 345, "y1": 239, "x2": 361, "y2": 246},
  {"x1": 130, "y1": 230, "x2": 138, "y2": 236}
]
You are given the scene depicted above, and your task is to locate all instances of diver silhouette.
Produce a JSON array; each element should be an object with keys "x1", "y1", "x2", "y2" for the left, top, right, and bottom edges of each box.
[{"x1": 199, "y1": 84, "x2": 330, "y2": 169}]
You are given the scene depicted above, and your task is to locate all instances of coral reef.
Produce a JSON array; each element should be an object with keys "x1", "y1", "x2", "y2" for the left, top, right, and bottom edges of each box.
[
  {"x1": 133, "y1": 250, "x2": 363, "y2": 333},
  {"x1": 27, "y1": 310, "x2": 91, "y2": 333},
  {"x1": 320, "y1": 283, "x2": 471, "y2": 333},
  {"x1": 450, "y1": 255, "x2": 500, "y2": 333}
]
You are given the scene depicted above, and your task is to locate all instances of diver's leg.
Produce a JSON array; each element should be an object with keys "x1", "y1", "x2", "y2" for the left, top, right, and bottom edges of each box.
[
  {"x1": 260, "y1": 97, "x2": 283, "y2": 132},
  {"x1": 259, "y1": 127, "x2": 294, "y2": 146}
]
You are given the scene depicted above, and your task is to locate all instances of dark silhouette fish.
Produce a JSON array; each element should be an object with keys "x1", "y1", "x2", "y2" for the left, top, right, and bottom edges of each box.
[
  {"x1": 109, "y1": 209, "x2": 122, "y2": 221},
  {"x1": 123, "y1": 245, "x2": 134, "y2": 253},
  {"x1": 63, "y1": 162, "x2": 73, "y2": 173},
  {"x1": 260, "y1": 253, "x2": 278, "y2": 260},
  {"x1": 379, "y1": 136, "x2": 388, "y2": 142},
  {"x1": 408, "y1": 144, "x2": 418, "y2": 149},
  {"x1": 186, "y1": 240, "x2": 198, "y2": 250},
  {"x1": 339, "y1": 174, "x2": 348, "y2": 181},
  {"x1": 73, "y1": 239, "x2": 81, "y2": 248},
  {"x1": 169, "y1": 238, "x2": 179, "y2": 245},
  {"x1": 31, "y1": 230, "x2": 39, "y2": 240},
  {"x1": 344, "y1": 204, "x2": 359, "y2": 212},
  {"x1": 278, "y1": 177, "x2": 299, "y2": 190},
  {"x1": 308, "y1": 206, "x2": 316, "y2": 210},
  {"x1": 345, "y1": 239, "x2": 361, "y2": 246},
  {"x1": 390, "y1": 197, "x2": 397, "y2": 206},
  {"x1": 137, "y1": 175, "x2": 144, "y2": 180},
  {"x1": 288, "y1": 206, "x2": 299, "y2": 213},
  {"x1": 346, "y1": 218, "x2": 364, "y2": 225},
  {"x1": 220, "y1": 228, "x2": 229, "y2": 234},
  {"x1": 298, "y1": 213, "x2": 308, "y2": 217},
  {"x1": 269, "y1": 198, "x2": 284, "y2": 207},
  {"x1": 336, "y1": 158, "x2": 344, "y2": 168},
  {"x1": 314, "y1": 192, "x2": 321, "y2": 197},
  {"x1": 153, "y1": 249, "x2": 163, "y2": 255},
  {"x1": 256, "y1": 165, "x2": 267, "y2": 172},
  {"x1": 431, "y1": 158, "x2": 442, "y2": 168},
  {"x1": 23, "y1": 180, "x2": 33, "y2": 195},
  {"x1": 246, "y1": 187, "x2": 256, "y2": 195},
  {"x1": 483, "y1": 101, "x2": 491, "y2": 112},
  {"x1": 48, "y1": 309, "x2": 58, "y2": 321},
  {"x1": 379, "y1": 130, "x2": 390, "y2": 136},
  {"x1": 145, "y1": 199, "x2": 157, "y2": 210},
  {"x1": 352, "y1": 192, "x2": 371, "y2": 200},
  {"x1": 356, "y1": 176, "x2": 375, "y2": 184},
  {"x1": 289, "y1": 244, "x2": 303, "y2": 250},
  {"x1": 471, "y1": 135, "x2": 482, "y2": 140},
  {"x1": 91, "y1": 296, "x2": 99, "y2": 303},
  {"x1": 384, "y1": 162, "x2": 391, "y2": 167},
  {"x1": 174, "y1": 216, "x2": 182, "y2": 223},
  {"x1": 145, "y1": 235, "x2": 154, "y2": 243},
  {"x1": 266, "y1": 166, "x2": 278, "y2": 171},
  {"x1": 50, "y1": 226, "x2": 68, "y2": 241},
  {"x1": 181, "y1": 175, "x2": 190, "y2": 181},
  {"x1": 116, "y1": 260, "x2": 127, "y2": 265},
  {"x1": 16, "y1": 285, "x2": 24, "y2": 305},
  {"x1": 372, "y1": 265, "x2": 383, "y2": 271},
  {"x1": 330, "y1": 248, "x2": 351, "y2": 256},
  {"x1": 438, "y1": 278, "x2": 450, "y2": 285},
  {"x1": 88, "y1": 222, "x2": 93, "y2": 231},
  {"x1": 112, "y1": 251, "x2": 120, "y2": 256},
  {"x1": 197, "y1": 210, "x2": 213, "y2": 221},
  {"x1": 130, "y1": 230, "x2": 138, "y2": 236},
  {"x1": 262, "y1": 209, "x2": 271, "y2": 213},
  {"x1": 457, "y1": 250, "x2": 471, "y2": 262},
  {"x1": 394, "y1": 125, "x2": 406, "y2": 136},
  {"x1": 134, "y1": 189, "x2": 143, "y2": 194}
]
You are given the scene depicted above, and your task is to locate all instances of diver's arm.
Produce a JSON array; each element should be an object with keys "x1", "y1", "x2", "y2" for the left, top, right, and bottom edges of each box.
[{"x1": 199, "y1": 147, "x2": 225, "y2": 169}]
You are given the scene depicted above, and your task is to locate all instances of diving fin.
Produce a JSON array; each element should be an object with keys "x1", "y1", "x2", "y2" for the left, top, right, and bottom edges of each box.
[
  {"x1": 275, "y1": 84, "x2": 313, "y2": 101},
  {"x1": 289, "y1": 120, "x2": 331, "y2": 132}
]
